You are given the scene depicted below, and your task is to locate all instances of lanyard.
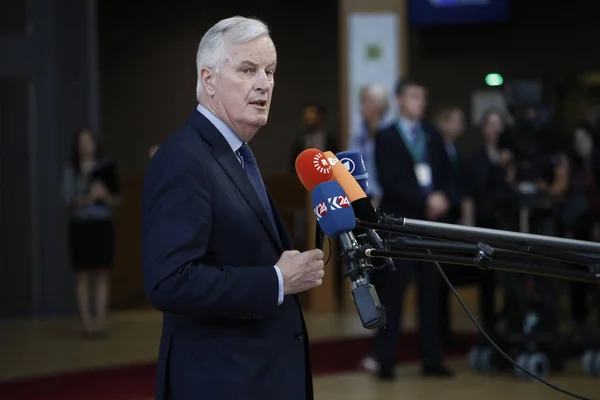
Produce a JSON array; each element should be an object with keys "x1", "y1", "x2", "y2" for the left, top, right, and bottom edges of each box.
[{"x1": 396, "y1": 121, "x2": 426, "y2": 163}]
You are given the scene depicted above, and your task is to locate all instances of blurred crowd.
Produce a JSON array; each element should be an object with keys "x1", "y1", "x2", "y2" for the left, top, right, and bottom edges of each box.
[
  {"x1": 291, "y1": 78, "x2": 600, "y2": 379},
  {"x1": 61, "y1": 75, "x2": 599, "y2": 379}
]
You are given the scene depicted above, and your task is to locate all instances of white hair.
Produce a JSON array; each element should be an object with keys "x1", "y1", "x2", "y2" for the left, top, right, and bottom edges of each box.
[
  {"x1": 361, "y1": 83, "x2": 390, "y2": 115},
  {"x1": 361, "y1": 83, "x2": 388, "y2": 104},
  {"x1": 195, "y1": 16, "x2": 271, "y2": 101}
]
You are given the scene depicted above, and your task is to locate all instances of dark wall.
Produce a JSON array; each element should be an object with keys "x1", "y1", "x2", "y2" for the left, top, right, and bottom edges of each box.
[
  {"x1": 0, "y1": 0, "x2": 99, "y2": 318},
  {"x1": 0, "y1": 78, "x2": 33, "y2": 317},
  {"x1": 408, "y1": 0, "x2": 600, "y2": 154},
  {"x1": 98, "y1": 0, "x2": 339, "y2": 175}
]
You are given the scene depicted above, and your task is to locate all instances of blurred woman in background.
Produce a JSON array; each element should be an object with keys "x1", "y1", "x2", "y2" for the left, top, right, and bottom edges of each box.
[
  {"x1": 563, "y1": 126, "x2": 600, "y2": 326},
  {"x1": 63, "y1": 129, "x2": 120, "y2": 338},
  {"x1": 462, "y1": 108, "x2": 512, "y2": 333}
]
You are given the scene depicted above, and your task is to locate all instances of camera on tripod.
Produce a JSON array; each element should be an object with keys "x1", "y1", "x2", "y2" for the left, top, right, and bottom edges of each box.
[{"x1": 501, "y1": 83, "x2": 564, "y2": 211}]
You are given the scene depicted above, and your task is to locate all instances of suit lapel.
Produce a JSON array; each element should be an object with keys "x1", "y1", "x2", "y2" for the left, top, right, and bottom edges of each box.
[
  {"x1": 188, "y1": 110, "x2": 283, "y2": 251},
  {"x1": 267, "y1": 189, "x2": 292, "y2": 250},
  {"x1": 392, "y1": 124, "x2": 418, "y2": 170}
]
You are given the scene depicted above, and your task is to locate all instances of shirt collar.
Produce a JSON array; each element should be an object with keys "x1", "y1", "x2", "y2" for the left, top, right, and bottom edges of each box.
[
  {"x1": 196, "y1": 103, "x2": 244, "y2": 153},
  {"x1": 398, "y1": 116, "x2": 419, "y2": 134}
]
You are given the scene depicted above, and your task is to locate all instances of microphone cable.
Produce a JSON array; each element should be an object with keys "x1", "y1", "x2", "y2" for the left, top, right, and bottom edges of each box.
[
  {"x1": 418, "y1": 236, "x2": 593, "y2": 400},
  {"x1": 324, "y1": 237, "x2": 333, "y2": 266}
]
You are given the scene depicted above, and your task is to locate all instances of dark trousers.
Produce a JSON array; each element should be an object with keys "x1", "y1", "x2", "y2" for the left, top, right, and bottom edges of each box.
[{"x1": 370, "y1": 259, "x2": 443, "y2": 369}]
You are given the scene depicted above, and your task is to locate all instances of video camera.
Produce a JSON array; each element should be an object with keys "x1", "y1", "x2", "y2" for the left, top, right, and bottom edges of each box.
[{"x1": 499, "y1": 82, "x2": 565, "y2": 210}]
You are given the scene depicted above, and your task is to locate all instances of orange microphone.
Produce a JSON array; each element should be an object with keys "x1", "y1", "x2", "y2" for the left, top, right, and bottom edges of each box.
[
  {"x1": 323, "y1": 152, "x2": 367, "y2": 203},
  {"x1": 295, "y1": 148, "x2": 334, "y2": 190}
]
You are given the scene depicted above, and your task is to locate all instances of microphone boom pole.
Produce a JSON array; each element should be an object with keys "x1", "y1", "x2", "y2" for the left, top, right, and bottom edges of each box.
[
  {"x1": 356, "y1": 215, "x2": 600, "y2": 285},
  {"x1": 371, "y1": 215, "x2": 600, "y2": 254},
  {"x1": 364, "y1": 248, "x2": 600, "y2": 284}
]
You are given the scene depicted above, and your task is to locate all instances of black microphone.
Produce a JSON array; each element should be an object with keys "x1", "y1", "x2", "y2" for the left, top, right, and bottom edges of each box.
[
  {"x1": 349, "y1": 198, "x2": 395, "y2": 271},
  {"x1": 315, "y1": 223, "x2": 324, "y2": 250},
  {"x1": 339, "y1": 231, "x2": 387, "y2": 329},
  {"x1": 311, "y1": 180, "x2": 386, "y2": 330}
]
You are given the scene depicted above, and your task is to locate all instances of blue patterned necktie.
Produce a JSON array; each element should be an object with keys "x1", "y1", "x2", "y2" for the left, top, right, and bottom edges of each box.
[{"x1": 237, "y1": 143, "x2": 277, "y2": 232}]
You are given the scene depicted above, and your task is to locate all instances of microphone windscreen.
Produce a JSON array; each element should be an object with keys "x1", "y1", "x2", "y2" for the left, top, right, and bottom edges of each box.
[
  {"x1": 323, "y1": 152, "x2": 368, "y2": 203},
  {"x1": 352, "y1": 197, "x2": 379, "y2": 223},
  {"x1": 336, "y1": 150, "x2": 369, "y2": 193},
  {"x1": 311, "y1": 181, "x2": 356, "y2": 238},
  {"x1": 295, "y1": 148, "x2": 334, "y2": 191}
]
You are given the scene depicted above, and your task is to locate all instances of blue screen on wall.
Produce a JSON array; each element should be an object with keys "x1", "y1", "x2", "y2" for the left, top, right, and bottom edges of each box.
[{"x1": 408, "y1": 0, "x2": 510, "y2": 27}]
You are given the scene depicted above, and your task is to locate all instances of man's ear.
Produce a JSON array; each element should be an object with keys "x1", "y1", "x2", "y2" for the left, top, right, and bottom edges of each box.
[{"x1": 201, "y1": 67, "x2": 217, "y2": 96}]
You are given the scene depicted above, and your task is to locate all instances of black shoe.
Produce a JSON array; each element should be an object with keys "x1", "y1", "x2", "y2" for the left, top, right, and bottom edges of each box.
[{"x1": 422, "y1": 364, "x2": 454, "y2": 377}]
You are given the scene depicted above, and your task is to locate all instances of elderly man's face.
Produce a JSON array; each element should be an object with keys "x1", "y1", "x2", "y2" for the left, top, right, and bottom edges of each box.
[
  {"x1": 360, "y1": 91, "x2": 384, "y2": 122},
  {"x1": 209, "y1": 35, "x2": 276, "y2": 142}
]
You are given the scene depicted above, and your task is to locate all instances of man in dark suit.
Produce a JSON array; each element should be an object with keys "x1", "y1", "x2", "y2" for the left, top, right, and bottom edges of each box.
[
  {"x1": 141, "y1": 17, "x2": 325, "y2": 400},
  {"x1": 370, "y1": 78, "x2": 454, "y2": 379},
  {"x1": 431, "y1": 106, "x2": 471, "y2": 347}
]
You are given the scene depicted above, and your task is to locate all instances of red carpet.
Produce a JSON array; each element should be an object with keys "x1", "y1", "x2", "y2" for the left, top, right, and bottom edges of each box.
[{"x1": 0, "y1": 332, "x2": 476, "y2": 400}]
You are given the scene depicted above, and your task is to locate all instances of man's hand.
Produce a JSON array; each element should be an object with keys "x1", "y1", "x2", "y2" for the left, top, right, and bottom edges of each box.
[
  {"x1": 426, "y1": 191, "x2": 449, "y2": 221},
  {"x1": 499, "y1": 149, "x2": 513, "y2": 167},
  {"x1": 277, "y1": 249, "x2": 325, "y2": 295}
]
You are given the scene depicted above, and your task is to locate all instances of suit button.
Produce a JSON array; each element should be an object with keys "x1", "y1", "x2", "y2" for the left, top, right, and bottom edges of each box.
[{"x1": 295, "y1": 330, "x2": 304, "y2": 339}]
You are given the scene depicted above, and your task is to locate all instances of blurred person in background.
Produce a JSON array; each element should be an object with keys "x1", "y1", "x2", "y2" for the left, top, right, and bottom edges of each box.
[
  {"x1": 496, "y1": 103, "x2": 569, "y2": 338},
  {"x1": 368, "y1": 78, "x2": 454, "y2": 379},
  {"x1": 63, "y1": 128, "x2": 120, "y2": 338},
  {"x1": 576, "y1": 104, "x2": 600, "y2": 143},
  {"x1": 433, "y1": 105, "x2": 470, "y2": 224},
  {"x1": 562, "y1": 126, "x2": 600, "y2": 327},
  {"x1": 458, "y1": 108, "x2": 511, "y2": 337},
  {"x1": 432, "y1": 105, "x2": 474, "y2": 347},
  {"x1": 574, "y1": 105, "x2": 600, "y2": 199},
  {"x1": 290, "y1": 103, "x2": 338, "y2": 170},
  {"x1": 348, "y1": 82, "x2": 392, "y2": 208},
  {"x1": 467, "y1": 108, "x2": 512, "y2": 230}
]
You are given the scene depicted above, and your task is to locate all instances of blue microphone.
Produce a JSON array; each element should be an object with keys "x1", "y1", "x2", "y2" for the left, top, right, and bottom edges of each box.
[
  {"x1": 335, "y1": 150, "x2": 369, "y2": 193},
  {"x1": 311, "y1": 180, "x2": 386, "y2": 330},
  {"x1": 311, "y1": 180, "x2": 356, "y2": 238}
]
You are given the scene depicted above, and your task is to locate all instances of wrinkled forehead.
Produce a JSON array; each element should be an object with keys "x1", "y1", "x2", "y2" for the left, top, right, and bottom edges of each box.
[{"x1": 224, "y1": 34, "x2": 277, "y2": 66}]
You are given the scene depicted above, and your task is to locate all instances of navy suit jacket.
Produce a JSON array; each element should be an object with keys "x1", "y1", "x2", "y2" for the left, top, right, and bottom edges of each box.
[
  {"x1": 375, "y1": 122, "x2": 452, "y2": 219},
  {"x1": 142, "y1": 110, "x2": 312, "y2": 400}
]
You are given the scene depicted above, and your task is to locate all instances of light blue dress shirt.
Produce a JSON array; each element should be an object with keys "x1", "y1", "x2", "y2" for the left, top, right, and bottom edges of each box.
[
  {"x1": 197, "y1": 104, "x2": 285, "y2": 306},
  {"x1": 397, "y1": 117, "x2": 420, "y2": 145}
]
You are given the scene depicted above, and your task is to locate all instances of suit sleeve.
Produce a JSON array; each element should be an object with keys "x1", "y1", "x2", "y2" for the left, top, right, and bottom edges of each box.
[
  {"x1": 375, "y1": 131, "x2": 428, "y2": 214},
  {"x1": 142, "y1": 146, "x2": 279, "y2": 318}
]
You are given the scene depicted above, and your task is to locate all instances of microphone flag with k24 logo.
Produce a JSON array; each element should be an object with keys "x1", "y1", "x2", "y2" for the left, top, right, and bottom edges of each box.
[{"x1": 311, "y1": 180, "x2": 356, "y2": 238}]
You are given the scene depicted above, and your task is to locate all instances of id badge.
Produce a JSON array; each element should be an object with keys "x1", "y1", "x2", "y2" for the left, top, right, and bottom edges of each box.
[{"x1": 414, "y1": 163, "x2": 432, "y2": 187}]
